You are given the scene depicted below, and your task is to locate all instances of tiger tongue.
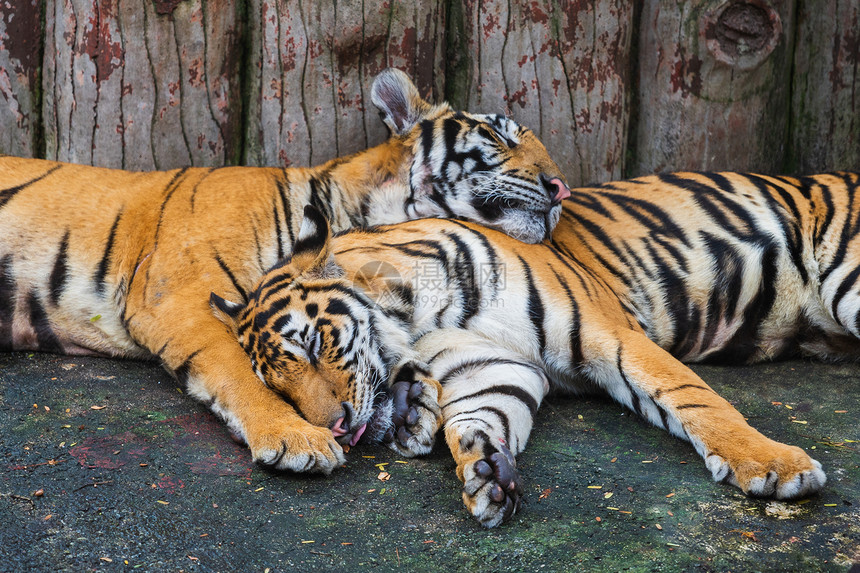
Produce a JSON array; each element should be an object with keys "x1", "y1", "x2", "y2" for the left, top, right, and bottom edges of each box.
[{"x1": 349, "y1": 424, "x2": 367, "y2": 446}]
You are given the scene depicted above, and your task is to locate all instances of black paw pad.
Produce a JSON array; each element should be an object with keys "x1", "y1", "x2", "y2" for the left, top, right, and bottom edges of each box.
[
  {"x1": 476, "y1": 445, "x2": 523, "y2": 523},
  {"x1": 389, "y1": 379, "x2": 424, "y2": 447}
]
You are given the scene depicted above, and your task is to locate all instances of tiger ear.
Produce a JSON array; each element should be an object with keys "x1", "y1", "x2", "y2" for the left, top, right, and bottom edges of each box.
[
  {"x1": 371, "y1": 68, "x2": 432, "y2": 135},
  {"x1": 291, "y1": 205, "x2": 333, "y2": 275},
  {"x1": 210, "y1": 292, "x2": 243, "y2": 332}
]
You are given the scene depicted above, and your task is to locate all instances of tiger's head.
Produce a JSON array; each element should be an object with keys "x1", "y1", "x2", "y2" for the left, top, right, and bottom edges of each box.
[
  {"x1": 369, "y1": 69, "x2": 570, "y2": 243},
  {"x1": 210, "y1": 207, "x2": 398, "y2": 448}
]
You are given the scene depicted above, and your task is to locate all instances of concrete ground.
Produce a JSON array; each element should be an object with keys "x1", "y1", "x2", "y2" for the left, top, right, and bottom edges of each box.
[{"x1": 1, "y1": 352, "x2": 858, "y2": 572}]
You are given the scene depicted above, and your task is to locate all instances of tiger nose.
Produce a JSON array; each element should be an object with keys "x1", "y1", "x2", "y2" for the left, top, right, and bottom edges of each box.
[
  {"x1": 332, "y1": 402, "x2": 367, "y2": 446},
  {"x1": 541, "y1": 174, "x2": 571, "y2": 205},
  {"x1": 331, "y1": 401, "x2": 355, "y2": 437}
]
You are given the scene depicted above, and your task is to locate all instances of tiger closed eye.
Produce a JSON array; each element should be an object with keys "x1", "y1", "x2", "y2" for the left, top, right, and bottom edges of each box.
[{"x1": 306, "y1": 330, "x2": 323, "y2": 361}]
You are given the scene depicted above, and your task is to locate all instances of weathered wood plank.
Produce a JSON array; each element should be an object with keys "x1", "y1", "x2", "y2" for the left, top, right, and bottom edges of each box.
[
  {"x1": 42, "y1": 0, "x2": 243, "y2": 170},
  {"x1": 451, "y1": 0, "x2": 635, "y2": 185},
  {"x1": 245, "y1": 0, "x2": 445, "y2": 168},
  {"x1": 0, "y1": 0, "x2": 42, "y2": 157},
  {"x1": 790, "y1": 0, "x2": 859, "y2": 174},
  {"x1": 634, "y1": 0, "x2": 795, "y2": 175}
]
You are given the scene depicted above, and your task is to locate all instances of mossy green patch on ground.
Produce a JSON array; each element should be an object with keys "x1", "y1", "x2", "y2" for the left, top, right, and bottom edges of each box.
[{"x1": 0, "y1": 354, "x2": 857, "y2": 571}]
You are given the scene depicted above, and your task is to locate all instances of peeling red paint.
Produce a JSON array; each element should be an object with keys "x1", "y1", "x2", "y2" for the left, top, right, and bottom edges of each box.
[
  {"x1": 269, "y1": 78, "x2": 283, "y2": 100},
  {"x1": 278, "y1": 148, "x2": 292, "y2": 167},
  {"x1": 78, "y1": 0, "x2": 124, "y2": 84},
  {"x1": 669, "y1": 48, "x2": 703, "y2": 97},
  {"x1": 522, "y1": 1, "x2": 549, "y2": 25},
  {"x1": 483, "y1": 12, "x2": 501, "y2": 41},
  {"x1": 154, "y1": 0, "x2": 187, "y2": 16},
  {"x1": 283, "y1": 35, "x2": 298, "y2": 72},
  {"x1": 188, "y1": 58, "x2": 204, "y2": 88},
  {"x1": 0, "y1": 0, "x2": 40, "y2": 85},
  {"x1": 505, "y1": 82, "x2": 529, "y2": 109},
  {"x1": 575, "y1": 107, "x2": 592, "y2": 133},
  {"x1": 308, "y1": 39, "x2": 324, "y2": 59}
]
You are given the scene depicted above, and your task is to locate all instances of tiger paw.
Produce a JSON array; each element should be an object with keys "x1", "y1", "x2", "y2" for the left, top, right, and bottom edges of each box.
[
  {"x1": 248, "y1": 421, "x2": 345, "y2": 475},
  {"x1": 461, "y1": 443, "x2": 523, "y2": 528},
  {"x1": 385, "y1": 374, "x2": 442, "y2": 457},
  {"x1": 706, "y1": 440, "x2": 826, "y2": 499}
]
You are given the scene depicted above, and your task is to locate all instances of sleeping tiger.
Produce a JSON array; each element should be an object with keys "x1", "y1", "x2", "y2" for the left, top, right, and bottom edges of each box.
[
  {"x1": 0, "y1": 68, "x2": 570, "y2": 473},
  {"x1": 212, "y1": 190, "x2": 840, "y2": 527}
]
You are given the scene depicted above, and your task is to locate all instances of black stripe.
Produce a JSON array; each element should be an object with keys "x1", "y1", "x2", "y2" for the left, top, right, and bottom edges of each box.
[
  {"x1": 154, "y1": 168, "x2": 189, "y2": 235},
  {"x1": 0, "y1": 165, "x2": 62, "y2": 210},
  {"x1": 812, "y1": 178, "x2": 836, "y2": 248},
  {"x1": 745, "y1": 174, "x2": 808, "y2": 284},
  {"x1": 121, "y1": 245, "x2": 149, "y2": 327},
  {"x1": 0, "y1": 255, "x2": 15, "y2": 349},
  {"x1": 655, "y1": 403, "x2": 670, "y2": 430},
  {"x1": 94, "y1": 211, "x2": 123, "y2": 296},
  {"x1": 447, "y1": 406, "x2": 511, "y2": 446},
  {"x1": 188, "y1": 168, "x2": 216, "y2": 213},
  {"x1": 617, "y1": 347, "x2": 642, "y2": 418},
  {"x1": 821, "y1": 175, "x2": 858, "y2": 282},
  {"x1": 831, "y1": 264, "x2": 860, "y2": 327},
  {"x1": 278, "y1": 170, "x2": 295, "y2": 244},
  {"x1": 214, "y1": 253, "x2": 247, "y2": 301},
  {"x1": 653, "y1": 383, "x2": 713, "y2": 398},
  {"x1": 675, "y1": 404, "x2": 711, "y2": 409},
  {"x1": 567, "y1": 190, "x2": 616, "y2": 220},
  {"x1": 445, "y1": 221, "x2": 510, "y2": 309},
  {"x1": 518, "y1": 255, "x2": 546, "y2": 353},
  {"x1": 438, "y1": 357, "x2": 545, "y2": 384},
  {"x1": 272, "y1": 202, "x2": 285, "y2": 261},
  {"x1": 562, "y1": 211, "x2": 629, "y2": 287},
  {"x1": 660, "y1": 172, "x2": 758, "y2": 240},
  {"x1": 308, "y1": 177, "x2": 332, "y2": 220},
  {"x1": 444, "y1": 231, "x2": 480, "y2": 327},
  {"x1": 598, "y1": 191, "x2": 691, "y2": 247},
  {"x1": 49, "y1": 230, "x2": 70, "y2": 305},
  {"x1": 173, "y1": 349, "x2": 201, "y2": 385},
  {"x1": 28, "y1": 291, "x2": 62, "y2": 353},
  {"x1": 548, "y1": 267, "x2": 583, "y2": 367},
  {"x1": 704, "y1": 241, "x2": 779, "y2": 363},
  {"x1": 545, "y1": 242, "x2": 596, "y2": 298},
  {"x1": 445, "y1": 384, "x2": 539, "y2": 417}
]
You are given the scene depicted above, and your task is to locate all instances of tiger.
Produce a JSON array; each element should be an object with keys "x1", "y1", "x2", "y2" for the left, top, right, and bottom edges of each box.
[
  {"x1": 211, "y1": 193, "x2": 837, "y2": 528},
  {"x1": 0, "y1": 68, "x2": 571, "y2": 474}
]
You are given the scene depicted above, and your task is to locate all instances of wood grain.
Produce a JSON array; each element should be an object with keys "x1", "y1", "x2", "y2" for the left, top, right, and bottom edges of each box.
[
  {"x1": 634, "y1": 0, "x2": 795, "y2": 174},
  {"x1": 453, "y1": 0, "x2": 635, "y2": 185},
  {"x1": 42, "y1": 0, "x2": 243, "y2": 170},
  {"x1": 244, "y1": 0, "x2": 445, "y2": 168}
]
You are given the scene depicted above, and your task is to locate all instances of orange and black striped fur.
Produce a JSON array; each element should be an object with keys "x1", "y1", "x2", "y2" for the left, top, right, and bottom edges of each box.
[
  {"x1": 216, "y1": 200, "x2": 829, "y2": 527},
  {"x1": 0, "y1": 68, "x2": 570, "y2": 473}
]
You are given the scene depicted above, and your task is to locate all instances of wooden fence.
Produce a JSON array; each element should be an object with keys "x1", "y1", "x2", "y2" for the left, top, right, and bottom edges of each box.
[{"x1": 1, "y1": 1, "x2": 857, "y2": 185}]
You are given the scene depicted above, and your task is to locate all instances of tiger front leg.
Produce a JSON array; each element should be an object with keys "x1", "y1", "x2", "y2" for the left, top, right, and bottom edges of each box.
[
  {"x1": 416, "y1": 330, "x2": 548, "y2": 527},
  {"x1": 445, "y1": 423, "x2": 525, "y2": 528},
  {"x1": 385, "y1": 361, "x2": 443, "y2": 457},
  {"x1": 134, "y1": 317, "x2": 346, "y2": 474},
  {"x1": 182, "y1": 343, "x2": 346, "y2": 473},
  {"x1": 589, "y1": 328, "x2": 826, "y2": 499}
]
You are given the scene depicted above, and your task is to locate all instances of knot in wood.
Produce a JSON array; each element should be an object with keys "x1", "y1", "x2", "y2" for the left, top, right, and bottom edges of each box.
[{"x1": 703, "y1": 0, "x2": 782, "y2": 70}]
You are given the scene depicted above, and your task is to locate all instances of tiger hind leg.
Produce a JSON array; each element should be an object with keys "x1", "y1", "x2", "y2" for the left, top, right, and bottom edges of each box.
[
  {"x1": 416, "y1": 329, "x2": 549, "y2": 527},
  {"x1": 584, "y1": 328, "x2": 826, "y2": 499}
]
